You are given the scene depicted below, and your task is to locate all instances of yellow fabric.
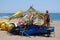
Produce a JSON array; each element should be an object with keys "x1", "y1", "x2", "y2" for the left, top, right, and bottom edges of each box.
[
  {"x1": 7, "y1": 24, "x2": 14, "y2": 31},
  {"x1": 0, "y1": 22, "x2": 4, "y2": 27},
  {"x1": 0, "y1": 22, "x2": 7, "y2": 28},
  {"x1": 1, "y1": 23, "x2": 7, "y2": 31},
  {"x1": 11, "y1": 11, "x2": 22, "y2": 17},
  {"x1": 2, "y1": 19, "x2": 9, "y2": 22},
  {"x1": 0, "y1": 19, "x2": 9, "y2": 28}
]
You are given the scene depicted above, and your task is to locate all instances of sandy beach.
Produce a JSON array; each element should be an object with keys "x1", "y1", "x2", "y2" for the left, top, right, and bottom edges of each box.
[{"x1": 0, "y1": 20, "x2": 60, "y2": 40}]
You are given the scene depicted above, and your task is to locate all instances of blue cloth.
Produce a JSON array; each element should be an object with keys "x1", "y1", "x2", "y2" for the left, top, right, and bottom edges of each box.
[{"x1": 25, "y1": 26, "x2": 54, "y2": 35}]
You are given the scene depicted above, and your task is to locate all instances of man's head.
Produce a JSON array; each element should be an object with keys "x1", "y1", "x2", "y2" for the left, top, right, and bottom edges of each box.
[{"x1": 46, "y1": 10, "x2": 49, "y2": 13}]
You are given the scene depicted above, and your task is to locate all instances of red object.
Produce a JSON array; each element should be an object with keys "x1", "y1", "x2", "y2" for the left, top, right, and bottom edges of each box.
[{"x1": 18, "y1": 20, "x2": 23, "y2": 25}]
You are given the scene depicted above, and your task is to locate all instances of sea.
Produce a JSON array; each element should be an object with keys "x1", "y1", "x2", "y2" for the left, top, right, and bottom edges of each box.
[{"x1": 0, "y1": 13, "x2": 60, "y2": 21}]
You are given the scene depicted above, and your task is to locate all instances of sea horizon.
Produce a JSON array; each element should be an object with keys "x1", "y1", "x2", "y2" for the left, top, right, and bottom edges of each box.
[{"x1": 0, "y1": 13, "x2": 60, "y2": 21}]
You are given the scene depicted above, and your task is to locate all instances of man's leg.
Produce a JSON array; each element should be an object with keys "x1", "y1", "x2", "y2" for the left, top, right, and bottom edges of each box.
[{"x1": 46, "y1": 22, "x2": 50, "y2": 37}]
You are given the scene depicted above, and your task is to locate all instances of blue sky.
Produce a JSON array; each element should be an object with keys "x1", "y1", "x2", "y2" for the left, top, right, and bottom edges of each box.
[{"x1": 0, "y1": 0, "x2": 60, "y2": 13}]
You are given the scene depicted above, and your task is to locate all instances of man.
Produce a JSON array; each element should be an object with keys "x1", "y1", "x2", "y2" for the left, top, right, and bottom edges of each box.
[
  {"x1": 44, "y1": 10, "x2": 50, "y2": 37},
  {"x1": 44, "y1": 10, "x2": 50, "y2": 29}
]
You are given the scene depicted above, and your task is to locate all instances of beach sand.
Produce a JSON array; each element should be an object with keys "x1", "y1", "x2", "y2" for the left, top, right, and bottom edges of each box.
[{"x1": 0, "y1": 20, "x2": 60, "y2": 40}]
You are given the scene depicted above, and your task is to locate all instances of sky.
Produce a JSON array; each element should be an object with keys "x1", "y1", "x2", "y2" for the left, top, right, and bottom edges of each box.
[{"x1": 0, "y1": 0, "x2": 60, "y2": 13}]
